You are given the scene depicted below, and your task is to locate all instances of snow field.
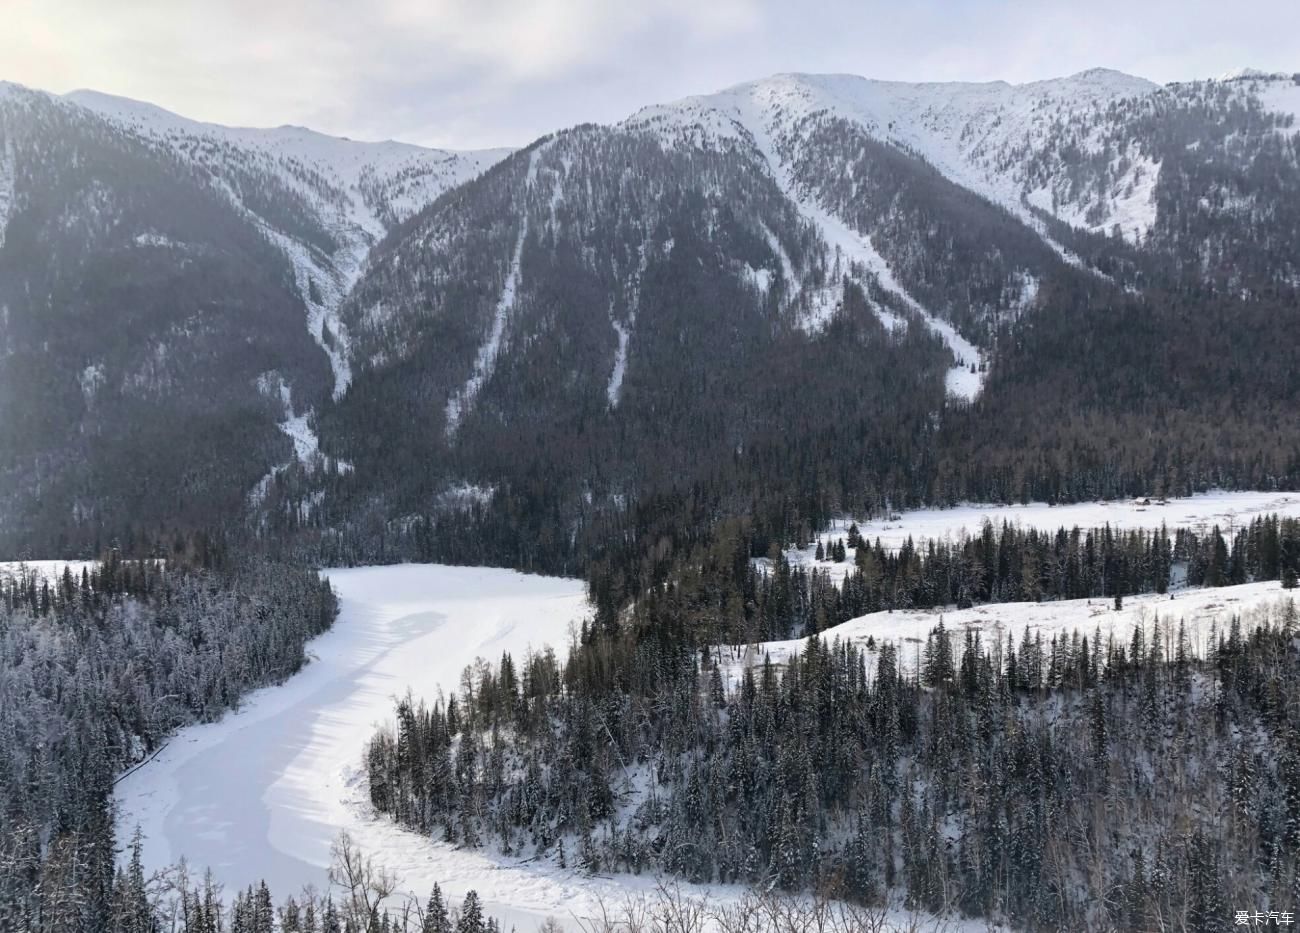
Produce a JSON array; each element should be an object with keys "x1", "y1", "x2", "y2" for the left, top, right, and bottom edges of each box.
[
  {"x1": 715, "y1": 578, "x2": 1297, "y2": 691},
  {"x1": 765, "y1": 490, "x2": 1300, "y2": 583}
]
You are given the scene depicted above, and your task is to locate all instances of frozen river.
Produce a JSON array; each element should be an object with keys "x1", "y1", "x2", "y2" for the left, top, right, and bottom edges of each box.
[{"x1": 113, "y1": 564, "x2": 614, "y2": 930}]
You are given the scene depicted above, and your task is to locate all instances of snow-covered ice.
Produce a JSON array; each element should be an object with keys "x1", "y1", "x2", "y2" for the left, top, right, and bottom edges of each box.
[
  {"x1": 114, "y1": 565, "x2": 590, "y2": 929},
  {"x1": 111, "y1": 563, "x2": 987, "y2": 931}
]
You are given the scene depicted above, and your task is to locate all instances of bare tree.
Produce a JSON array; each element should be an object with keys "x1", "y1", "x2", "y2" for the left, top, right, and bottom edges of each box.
[{"x1": 328, "y1": 830, "x2": 401, "y2": 927}]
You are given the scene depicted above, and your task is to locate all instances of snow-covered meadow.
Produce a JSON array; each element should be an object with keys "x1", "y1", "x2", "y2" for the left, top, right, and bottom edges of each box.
[
  {"x1": 764, "y1": 489, "x2": 1300, "y2": 582},
  {"x1": 0, "y1": 559, "x2": 98, "y2": 585},
  {"x1": 715, "y1": 578, "x2": 1297, "y2": 690}
]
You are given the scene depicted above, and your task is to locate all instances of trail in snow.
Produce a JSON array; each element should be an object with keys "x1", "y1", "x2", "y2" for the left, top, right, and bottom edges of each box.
[
  {"x1": 737, "y1": 105, "x2": 986, "y2": 400},
  {"x1": 446, "y1": 150, "x2": 542, "y2": 437}
]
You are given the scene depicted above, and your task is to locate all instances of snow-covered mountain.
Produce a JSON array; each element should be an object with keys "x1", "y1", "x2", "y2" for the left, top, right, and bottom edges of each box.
[
  {"x1": 3, "y1": 67, "x2": 1300, "y2": 555},
  {"x1": 628, "y1": 69, "x2": 1161, "y2": 243},
  {"x1": 65, "y1": 88, "x2": 512, "y2": 399}
]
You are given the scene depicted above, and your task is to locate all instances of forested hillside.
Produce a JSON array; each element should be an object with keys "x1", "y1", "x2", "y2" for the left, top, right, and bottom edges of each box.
[{"x1": 0, "y1": 544, "x2": 336, "y2": 929}]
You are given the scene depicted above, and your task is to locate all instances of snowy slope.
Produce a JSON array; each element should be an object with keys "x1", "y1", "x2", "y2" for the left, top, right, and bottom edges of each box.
[
  {"x1": 717, "y1": 579, "x2": 1298, "y2": 687},
  {"x1": 624, "y1": 70, "x2": 1162, "y2": 397},
  {"x1": 766, "y1": 489, "x2": 1300, "y2": 582},
  {"x1": 628, "y1": 69, "x2": 1161, "y2": 243},
  {"x1": 445, "y1": 147, "x2": 544, "y2": 436},
  {"x1": 65, "y1": 89, "x2": 512, "y2": 400}
]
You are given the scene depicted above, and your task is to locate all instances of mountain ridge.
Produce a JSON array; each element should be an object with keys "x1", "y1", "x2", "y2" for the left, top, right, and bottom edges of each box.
[{"x1": 2, "y1": 66, "x2": 1299, "y2": 556}]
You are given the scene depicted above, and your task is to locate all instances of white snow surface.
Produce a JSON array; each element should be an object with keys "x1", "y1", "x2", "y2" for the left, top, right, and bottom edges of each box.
[
  {"x1": 606, "y1": 318, "x2": 631, "y2": 406},
  {"x1": 718, "y1": 579, "x2": 1298, "y2": 688},
  {"x1": 768, "y1": 490, "x2": 1300, "y2": 582},
  {"x1": 628, "y1": 69, "x2": 1161, "y2": 251},
  {"x1": 1257, "y1": 76, "x2": 1300, "y2": 134},
  {"x1": 0, "y1": 133, "x2": 13, "y2": 250},
  {"x1": 0, "y1": 559, "x2": 98, "y2": 586},
  {"x1": 114, "y1": 565, "x2": 596, "y2": 930}
]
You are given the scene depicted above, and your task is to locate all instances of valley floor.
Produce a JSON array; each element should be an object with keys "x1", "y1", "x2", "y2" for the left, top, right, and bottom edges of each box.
[{"x1": 110, "y1": 562, "x2": 1003, "y2": 932}]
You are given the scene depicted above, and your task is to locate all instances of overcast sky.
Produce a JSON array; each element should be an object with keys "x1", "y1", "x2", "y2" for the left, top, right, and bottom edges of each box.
[{"x1": 3, "y1": 0, "x2": 1297, "y2": 150}]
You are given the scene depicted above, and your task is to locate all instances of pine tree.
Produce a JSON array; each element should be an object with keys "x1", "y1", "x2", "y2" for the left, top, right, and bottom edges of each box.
[
  {"x1": 424, "y1": 883, "x2": 451, "y2": 933},
  {"x1": 456, "y1": 891, "x2": 485, "y2": 933}
]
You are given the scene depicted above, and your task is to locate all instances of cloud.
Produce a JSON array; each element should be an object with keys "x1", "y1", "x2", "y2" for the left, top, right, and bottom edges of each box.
[{"x1": 0, "y1": 0, "x2": 1296, "y2": 149}]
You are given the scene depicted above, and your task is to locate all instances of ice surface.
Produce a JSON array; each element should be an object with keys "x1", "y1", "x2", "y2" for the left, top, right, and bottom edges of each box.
[{"x1": 114, "y1": 565, "x2": 591, "y2": 929}]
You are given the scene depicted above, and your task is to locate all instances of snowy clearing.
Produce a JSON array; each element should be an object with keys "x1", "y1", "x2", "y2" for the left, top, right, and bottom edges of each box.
[
  {"x1": 765, "y1": 489, "x2": 1300, "y2": 582},
  {"x1": 0, "y1": 559, "x2": 98, "y2": 586},
  {"x1": 716, "y1": 579, "x2": 1297, "y2": 688}
]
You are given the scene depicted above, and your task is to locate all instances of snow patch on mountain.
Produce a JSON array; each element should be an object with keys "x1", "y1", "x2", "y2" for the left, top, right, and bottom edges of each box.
[
  {"x1": 1257, "y1": 77, "x2": 1300, "y2": 134},
  {"x1": 249, "y1": 372, "x2": 351, "y2": 504},
  {"x1": 606, "y1": 244, "x2": 648, "y2": 409},
  {"x1": 607, "y1": 318, "x2": 631, "y2": 406},
  {"x1": 725, "y1": 94, "x2": 985, "y2": 398},
  {"x1": 446, "y1": 149, "x2": 542, "y2": 436},
  {"x1": 0, "y1": 132, "x2": 14, "y2": 251}
]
